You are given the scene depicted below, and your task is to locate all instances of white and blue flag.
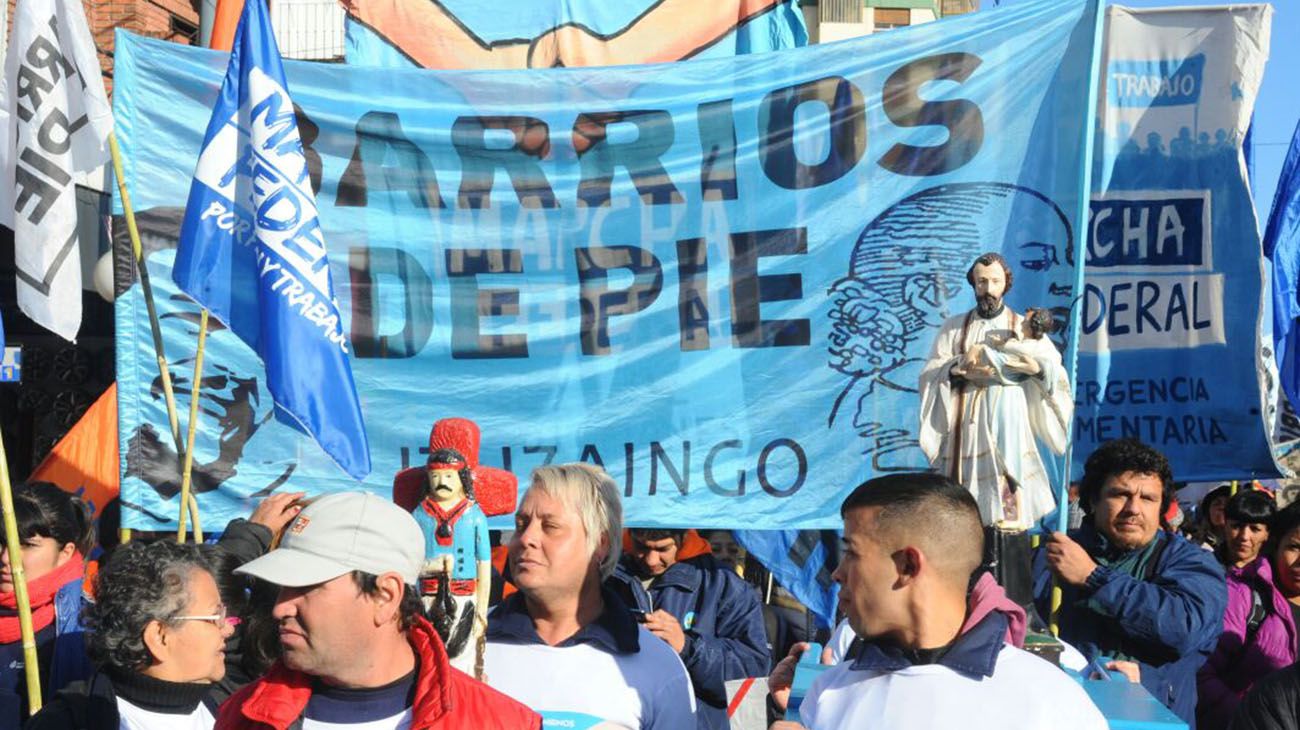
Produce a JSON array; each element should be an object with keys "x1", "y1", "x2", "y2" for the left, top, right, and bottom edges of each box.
[{"x1": 173, "y1": 0, "x2": 371, "y2": 480}]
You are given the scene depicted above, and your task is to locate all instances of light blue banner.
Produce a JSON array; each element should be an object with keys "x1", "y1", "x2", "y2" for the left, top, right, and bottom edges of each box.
[
  {"x1": 1073, "y1": 6, "x2": 1281, "y2": 481},
  {"x1": 341, "y1": 0, "x2": 808, "y2": 70},
  {"x1": 113, "y1": 0, "x2": 1100, "y2": 531}
]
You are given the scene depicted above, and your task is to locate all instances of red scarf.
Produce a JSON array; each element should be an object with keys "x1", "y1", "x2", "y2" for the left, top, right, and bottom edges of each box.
[
  {"x1": 0, "y1": 552, "x2": 84, "y2": 644},
  {"x1": 421, "y1": 498, "x2": 470, "y2": 547}
]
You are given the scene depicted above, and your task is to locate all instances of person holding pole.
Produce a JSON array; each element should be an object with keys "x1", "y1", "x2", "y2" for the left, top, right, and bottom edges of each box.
[
  {"x1": 1034, "y1": 438, "x2": 1226, "y2": 728},
  {"x1": 0, "y1": 483, "x2": 94, "y2": 725}
]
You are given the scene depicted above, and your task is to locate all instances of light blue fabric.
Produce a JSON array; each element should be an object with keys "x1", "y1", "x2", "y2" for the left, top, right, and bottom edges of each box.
[
  {"x1": 112, "y1": 0, "x2": 1101, "y2": 530},
  {"x1": 412, "y1": 501, "x2": 490, "y2": 580}
]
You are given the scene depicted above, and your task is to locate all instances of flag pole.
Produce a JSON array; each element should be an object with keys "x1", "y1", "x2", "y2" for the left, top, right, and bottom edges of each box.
[
  {"x1": 1051, "y1": 0, "x2": 1107, "y2": 639},
  {"x1": 177, "y1": 311, "x2": 209, "y2": 542},
  {"x1": 0, "y1": 431, "x2": 43, "y2": 714},
  {"x1": 108, "y1": 133, "x2": 206, "y2": 535}
]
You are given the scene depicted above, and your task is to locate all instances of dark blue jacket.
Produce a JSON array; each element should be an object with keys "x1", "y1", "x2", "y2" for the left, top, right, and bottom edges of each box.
[
  {"x1": 1034, "y1": 525, "x2": 1226, "y2": 728},
  {"x1": 0, "y1": 577, "x2": 92, "y2": 726},
  {"x1": 607, "y1": 554, "x2": 770, "y2": 730}
]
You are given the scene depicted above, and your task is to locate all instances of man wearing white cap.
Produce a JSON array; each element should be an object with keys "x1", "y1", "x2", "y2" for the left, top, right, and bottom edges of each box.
[{"x1": 215, "y1": 491, "x2": 539, "y2": 730}]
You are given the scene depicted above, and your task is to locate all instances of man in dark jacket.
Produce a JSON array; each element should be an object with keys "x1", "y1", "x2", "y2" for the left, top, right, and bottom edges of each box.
[
  {"x1": 1034, "y1": 438, "x2": 1226, "y2": 728},
  {"x1": 607, "y1": 528, "x2": 770, "y2": 730}
]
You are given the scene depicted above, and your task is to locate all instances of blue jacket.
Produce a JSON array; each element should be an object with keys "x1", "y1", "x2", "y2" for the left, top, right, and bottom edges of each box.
[
  {"x1": 0, "y1": 577, "x2": 91, "y2": 725},
  {"x1": 607, "y1": 554, "x2": 770, "y2": 730},
  {"x1": 1033, "y1": 525, "x2": 1226, "y2": 728}
]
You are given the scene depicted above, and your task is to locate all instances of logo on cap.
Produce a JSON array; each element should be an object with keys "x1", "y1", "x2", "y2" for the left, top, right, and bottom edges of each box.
[{"x1": 289, "y1": 515, "x2": 311, "y2": 535}]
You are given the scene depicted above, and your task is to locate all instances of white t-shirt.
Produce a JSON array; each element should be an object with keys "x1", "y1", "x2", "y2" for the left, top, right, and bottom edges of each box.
[
  {"x1": 485, "y1": 623, "x2": 696, "y2": 729},
  {"x1": 116, "y1": 697, "x2": 214, "y2": 730},
  {"x1": 302, "y1": 711, "x2": 412, "y2": 729},
  {"x1": 800, "y1": 644, "x2": 1106, "y2": 730}
]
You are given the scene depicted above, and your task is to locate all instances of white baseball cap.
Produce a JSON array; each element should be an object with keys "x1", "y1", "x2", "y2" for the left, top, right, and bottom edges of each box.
[{"x1": 235, "y1": 492, "x2": 424, "y2": 587}]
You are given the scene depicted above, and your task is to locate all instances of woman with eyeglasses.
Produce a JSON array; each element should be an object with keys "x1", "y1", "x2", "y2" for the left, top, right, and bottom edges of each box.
[
  {"x1": 25, "y1": 540, "x2": 234, "y2": 729},
  {"x1": 0, "y1": 482, "x2": 94, "y2": 728}
]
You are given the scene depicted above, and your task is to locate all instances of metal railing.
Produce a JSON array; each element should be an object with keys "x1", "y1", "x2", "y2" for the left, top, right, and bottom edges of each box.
[{"x1": 270, "y1": 0, "x2": 346, "y2": 61}]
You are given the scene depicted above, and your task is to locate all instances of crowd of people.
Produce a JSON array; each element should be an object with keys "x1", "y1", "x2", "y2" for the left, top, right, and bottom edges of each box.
[{"x1": 1, "y1": 438, "x2": 1300, "y2": 728}]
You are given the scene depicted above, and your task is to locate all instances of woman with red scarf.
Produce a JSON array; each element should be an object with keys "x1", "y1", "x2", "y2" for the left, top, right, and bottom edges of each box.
[{"x1": 0, "y1": 482, "x2": 93, "y2": 725}]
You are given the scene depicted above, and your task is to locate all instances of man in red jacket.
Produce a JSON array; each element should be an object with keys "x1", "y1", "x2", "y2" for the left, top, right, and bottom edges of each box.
[{"x1": 215, "y1": 491, "x2": 539, "y2": 729}]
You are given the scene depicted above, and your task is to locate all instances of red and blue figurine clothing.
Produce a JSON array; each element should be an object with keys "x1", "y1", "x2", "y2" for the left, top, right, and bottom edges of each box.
[
  {"x1": 414, "y1": 497, "x2": 491, "y2": 584},
  {"x1": 413, "y1": 496, "x2": 490, "y2": 673}
]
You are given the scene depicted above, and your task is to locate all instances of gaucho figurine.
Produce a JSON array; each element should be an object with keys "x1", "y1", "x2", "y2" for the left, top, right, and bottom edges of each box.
[{"x1": 412, "y1": 447, "x2": 491, "y2": 676}]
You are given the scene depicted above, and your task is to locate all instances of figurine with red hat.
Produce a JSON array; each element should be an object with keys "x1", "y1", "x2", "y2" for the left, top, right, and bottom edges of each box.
[{"x1": 394, "y1": 418, "x2": 519, "y2": 678}]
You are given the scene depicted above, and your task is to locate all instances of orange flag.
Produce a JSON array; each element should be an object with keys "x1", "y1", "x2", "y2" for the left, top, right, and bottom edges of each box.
[
  {"x1": 208, "y1": 0, "x2": 247, "y2": 51},
  {"x1": 30, "y1": 383, "x2": 120, "y2": 518}
]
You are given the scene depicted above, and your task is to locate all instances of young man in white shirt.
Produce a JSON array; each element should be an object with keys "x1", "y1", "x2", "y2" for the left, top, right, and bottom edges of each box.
[
  {"x1": 484, "y1": 463, "x2": 697, "y2": 729},
  {"x1": 769, "y1": 472, "x2": 1107, "y2": 730}
]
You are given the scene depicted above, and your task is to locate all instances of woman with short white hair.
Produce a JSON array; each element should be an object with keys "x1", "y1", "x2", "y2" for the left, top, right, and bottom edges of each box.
[{"x1": 484, "y1": 463, "x2": 696, "y2": 729}]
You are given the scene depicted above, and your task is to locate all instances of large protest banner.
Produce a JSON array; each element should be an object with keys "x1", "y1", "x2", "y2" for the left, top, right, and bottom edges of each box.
[
  {"x1": 112, "y1": 0, "x2": 1101, "y2": 530},
  {"x1": 341, "y1": 0, "x2": 808, "y2": 70},
  {"x1": 1073, "y1": 6, "x2": 1282, "y2": 481}
]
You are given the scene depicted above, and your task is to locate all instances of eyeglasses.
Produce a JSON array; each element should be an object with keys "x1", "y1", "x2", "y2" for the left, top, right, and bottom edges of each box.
[{"x1": 171, "y1": 604, "x2": 239, "y2": 628}]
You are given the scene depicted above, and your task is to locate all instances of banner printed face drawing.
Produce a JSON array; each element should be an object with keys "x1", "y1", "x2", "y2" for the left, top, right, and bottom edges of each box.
[
  {"x1": 118, "y1": 213, "x2": 297, "y2": 519},
  {"x1": 826, "y1": 183, "x2": 1073, "y2": 470},
  {"x1": 341, "y1": 0, "x2": 806, "y2": 70}
]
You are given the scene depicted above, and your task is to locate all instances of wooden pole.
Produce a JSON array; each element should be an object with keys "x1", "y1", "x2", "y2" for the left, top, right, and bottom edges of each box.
[
  {"x1": 109, "y1": 133, "x2": 207, "y2": 536},
  {"x1": 0, "y1": 431, "x2": 42, "y2": 714},
  {"x1": 177, "y1": 311, "x2": 209, "y2": 542}
]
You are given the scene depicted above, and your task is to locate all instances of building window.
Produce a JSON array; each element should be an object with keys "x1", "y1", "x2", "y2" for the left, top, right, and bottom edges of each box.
[
  {"x1": 874, "y1": 8, "x2": 911, "y2": 29},
  {"x1": 821, "y1": 0, "x2": 863, "y2": 23},
  {"x1": 169, "y1": 14, "x2": 199, "y2": 45}
]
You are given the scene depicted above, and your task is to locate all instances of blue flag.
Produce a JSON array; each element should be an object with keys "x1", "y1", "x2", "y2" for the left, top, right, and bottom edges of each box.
[
  {"x1": 734, "y1": 530, "x2": 838, "y2": 629},
  {"x1": 1267, "y1": 117, "x2": 1300, "y2": 421},
  {"x1": 172, "y1": 0, "x2": 371, "y2": 480}
]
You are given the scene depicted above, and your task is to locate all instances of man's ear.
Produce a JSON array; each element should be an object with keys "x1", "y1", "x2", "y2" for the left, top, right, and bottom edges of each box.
[
  {"x1": 142, "y1": 619, "x2": 169, "y2": 665},
  {"x1": 370, "y1": 572, "x2": 406, "y2": 627},
  {"x1": 892, "y1": 546, "x2": 923, "y2": 587}
]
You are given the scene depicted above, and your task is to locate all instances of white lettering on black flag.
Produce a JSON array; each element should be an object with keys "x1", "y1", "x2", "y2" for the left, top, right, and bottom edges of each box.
[{"x1": 0, "y1": 0, "x2": 112, "y2": 341}]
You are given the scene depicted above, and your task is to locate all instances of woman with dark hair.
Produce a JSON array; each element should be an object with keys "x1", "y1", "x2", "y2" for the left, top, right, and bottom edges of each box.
[
  {"x1": 26, "y1": 540, "x2": 233, "y2": 729},
  {"x1": 1193, "y1": 484, "x2": 1234, "y2": 550},
  {"x1": 1197, "y1": 490, "x2": 1294, "y2": 729},
  {"x1": 0, "y1": 482, "x2": 94, "y2": 726},
  {"x1": 1217, "y1": 491, "x2": 1277, "y2": 568}
]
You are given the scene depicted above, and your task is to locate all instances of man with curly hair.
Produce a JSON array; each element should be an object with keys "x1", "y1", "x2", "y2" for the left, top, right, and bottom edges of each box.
[
  {"x1": 1033, "y1": 438, "x2": 1226, "y2": 727},
  {"x1": 917, "y1": 252, "x2": 1073, "y2": 528}
]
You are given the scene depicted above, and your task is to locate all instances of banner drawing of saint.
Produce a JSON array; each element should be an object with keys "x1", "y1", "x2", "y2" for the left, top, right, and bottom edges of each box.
[{"x1": 827, "y1": 183, "x2": 1076, "y2": 481}]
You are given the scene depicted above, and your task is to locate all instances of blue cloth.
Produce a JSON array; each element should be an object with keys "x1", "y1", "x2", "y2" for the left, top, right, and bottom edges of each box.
[
  {"x1": 851, "y1": 612, "x2": 1009, "y2": 678},
  {"x1": 112, "y1": 0, "x2": 1102, "y2": 531},
  {"x1": 1267, "y1": 118, "x2": 1300, "y2": 418},
  {"x1": 343, "y1": 0, "x2": 807, "y2": 69},
  {"x1": 411, "y1": 500, "x2": 490, "y2": 581},
  {"x1": 607, "y1": 554, "x2": 770, "y2": 730},
  {"x1": 487, "y1": 589, "x2": 639, "y2": 653},
  {"x1": 170, "y1": 0, "x2": 371, "y2": 480},
  {"x1": 1033, "y1": 525, "x2": 1226, "y2": 728},
  {"x1": 0, "y1": 578, "x2": 90, "y2": 727},
  {"x1": 733, "y1": 530, "x2": 838, "y2": 629}
]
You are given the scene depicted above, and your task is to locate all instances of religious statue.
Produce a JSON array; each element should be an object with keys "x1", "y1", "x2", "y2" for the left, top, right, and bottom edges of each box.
[
  {"x1": 918, "y1": 252, "x2": 1074, "y2": 528},
  {"x1": 393, "y1": 417, "x2": 519, "y2": 679}
]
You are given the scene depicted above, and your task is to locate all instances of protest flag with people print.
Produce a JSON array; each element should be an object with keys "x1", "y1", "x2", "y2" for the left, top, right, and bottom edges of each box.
[{"x1": 172, "y1": 0, "x2": 372, "y2": 480}]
